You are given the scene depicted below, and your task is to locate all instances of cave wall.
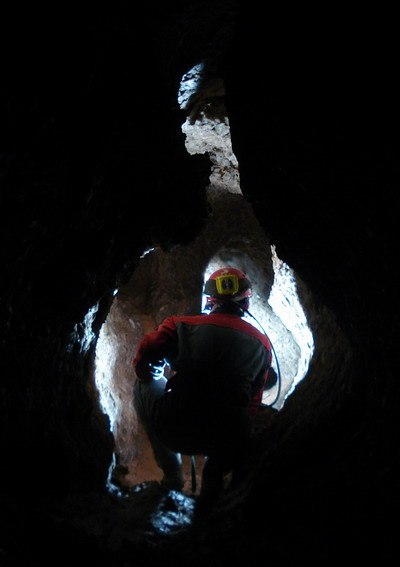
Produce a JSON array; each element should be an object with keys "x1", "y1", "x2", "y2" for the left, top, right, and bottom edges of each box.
[
  {"x1": 1, "y1": 2, "x2": 213, "y2": 497},
  {"x1": 96, "y1": 188, "x2": 306, "y2": 487},
  {"x1": 1, "y1": 1, "x2": 399, "y2": 565},
  {"x1": 219, "y1": 5, "x2": 399, "y2": 564}
]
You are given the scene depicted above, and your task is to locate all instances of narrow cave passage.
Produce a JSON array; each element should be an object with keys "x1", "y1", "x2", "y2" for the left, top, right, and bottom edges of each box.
[
  {"x1": 92, "y1": 64, "x2": 316, "y2": 496},
  {"x1": 57, "y1": 54, "x2": 354, "y2": 544},
  {"x1": 93, "y1": 240, "x2": 315, "y2": 493},
  {"x1": 1, "y1": 5, "x2": 396, "y2": 565}
]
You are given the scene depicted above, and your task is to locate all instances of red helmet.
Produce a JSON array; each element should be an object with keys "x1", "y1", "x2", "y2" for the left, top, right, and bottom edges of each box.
[{"x1": 204, "y1": 267, "x2": 252, "y2": 305}]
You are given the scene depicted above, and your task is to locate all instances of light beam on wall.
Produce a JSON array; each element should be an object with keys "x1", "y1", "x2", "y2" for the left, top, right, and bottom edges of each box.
[
  {"x1": 94, "y1": 318, "x2": 119, "y2": 434},
  {"x1": 179, "y1": 63, "x2": 241, "y2": 194},
  {"x1": 178, "y1": 62, "x2": 205, "y2": 110},
  {"x1": 67, "y1": 302, "x2": 99, "y2": 353},
  {"x1": 268, "y1": 246, "x2": 314, "y2": 399}
]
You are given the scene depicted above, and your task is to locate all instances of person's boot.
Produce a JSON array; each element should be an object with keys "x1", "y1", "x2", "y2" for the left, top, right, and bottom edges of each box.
[{"x1": 195, "y1": 466, "x2": 223, "y2": 514}]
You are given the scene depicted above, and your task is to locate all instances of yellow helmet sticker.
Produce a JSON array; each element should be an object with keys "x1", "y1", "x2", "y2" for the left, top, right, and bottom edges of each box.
[{"x1": 215, "y1": 274, "x2": 239, "y2": 295}]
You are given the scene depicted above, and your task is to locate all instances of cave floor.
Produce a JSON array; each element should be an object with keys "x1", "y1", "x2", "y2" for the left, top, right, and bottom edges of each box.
[{"x1": 38, "y1": 479, "x2": 233, "y2": 567}]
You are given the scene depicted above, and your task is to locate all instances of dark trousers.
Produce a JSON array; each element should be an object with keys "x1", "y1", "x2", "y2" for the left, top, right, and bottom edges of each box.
[
  {"x1": 134, "y1": 378, "x2": 253, "y2": 501},
  {"x1": 133, "y1": 378, "x2": 183, "y2": 489}
]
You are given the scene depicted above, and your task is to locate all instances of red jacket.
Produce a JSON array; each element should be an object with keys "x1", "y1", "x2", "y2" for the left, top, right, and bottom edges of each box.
[{"x1": 134, "y1": 312, "x2": 272, "y2": 413}]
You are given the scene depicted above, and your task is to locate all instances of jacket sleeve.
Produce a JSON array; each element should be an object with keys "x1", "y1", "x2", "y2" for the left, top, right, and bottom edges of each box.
[{"x1": 133, "y1": 317, "x2": 178, "y2": 381}]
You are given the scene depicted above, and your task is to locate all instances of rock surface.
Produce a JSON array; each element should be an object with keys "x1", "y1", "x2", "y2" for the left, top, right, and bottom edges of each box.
[{"x1": 1, "y1": 2, "x2": 398, "y2": 566}]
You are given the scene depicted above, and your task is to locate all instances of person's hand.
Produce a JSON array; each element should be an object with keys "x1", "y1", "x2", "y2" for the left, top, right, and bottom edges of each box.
[{"x1": 149, "y1": 360, "x2": 165, "y2": 379}]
